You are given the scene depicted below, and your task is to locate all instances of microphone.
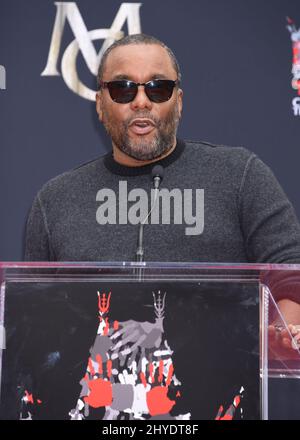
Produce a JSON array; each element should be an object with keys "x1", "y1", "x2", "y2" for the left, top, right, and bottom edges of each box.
[
  {"x1": 135, "y1": 165, "x2": 164, "y2": 264},
  {"x1": 152, "y1": 165, "x2": 164, "y2": 189}
]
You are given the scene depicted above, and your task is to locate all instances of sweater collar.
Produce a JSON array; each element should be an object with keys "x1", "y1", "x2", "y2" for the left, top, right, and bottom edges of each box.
[{"x1": 103, "y1": 138, "x2": 186, "y2": 176}]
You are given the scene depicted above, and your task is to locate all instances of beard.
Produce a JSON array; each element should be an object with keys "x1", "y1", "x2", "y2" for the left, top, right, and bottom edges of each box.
[{"x1": 102, "y1": 104, "x2": 180, "y2": 161}]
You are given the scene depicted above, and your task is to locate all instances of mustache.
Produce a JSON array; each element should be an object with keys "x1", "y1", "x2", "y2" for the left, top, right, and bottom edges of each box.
[{"x1": 125, "y1": 112, "x2": 159, "y2": 127}]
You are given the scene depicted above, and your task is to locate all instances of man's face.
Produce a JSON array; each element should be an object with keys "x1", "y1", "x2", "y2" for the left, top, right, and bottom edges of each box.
[{"x1": 96, "y1": 44, "x2": 183, "y2": 161}]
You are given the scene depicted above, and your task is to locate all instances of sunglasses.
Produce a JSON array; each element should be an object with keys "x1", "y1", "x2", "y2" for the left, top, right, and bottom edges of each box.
[{"x1": 99, "y1": 79, "x2": 179, "y2": 104}]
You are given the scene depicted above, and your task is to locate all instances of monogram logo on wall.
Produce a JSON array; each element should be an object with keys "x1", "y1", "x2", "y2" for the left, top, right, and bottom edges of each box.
[
  {"x1": 287, "y1": 17, "x2": 300, "y2": 116},
  {"x1": 41, "y1": 2, "x2": 142, "y2": 101}
]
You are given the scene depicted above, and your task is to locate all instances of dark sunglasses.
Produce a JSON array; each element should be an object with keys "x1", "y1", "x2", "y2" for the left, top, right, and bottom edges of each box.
[{"x1": 99, "y1": 79, "x2": 179, "y2": 104}]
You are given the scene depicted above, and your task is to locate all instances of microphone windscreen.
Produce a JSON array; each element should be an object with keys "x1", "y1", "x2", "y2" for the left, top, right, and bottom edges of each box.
[{"x1": 151, "y1": 164, "x2": 164, "y2": 182}]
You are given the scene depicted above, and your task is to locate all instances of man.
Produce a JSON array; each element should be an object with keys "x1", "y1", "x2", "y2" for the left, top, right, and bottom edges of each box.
[{"x1": 25, "y1": 34, "x2": 300, "y2": 339}]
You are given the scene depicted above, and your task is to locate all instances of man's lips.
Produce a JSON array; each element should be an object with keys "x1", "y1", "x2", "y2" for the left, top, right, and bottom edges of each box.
[{"x1": 128, "y1": 118, "x2": 156, "y2": 135}]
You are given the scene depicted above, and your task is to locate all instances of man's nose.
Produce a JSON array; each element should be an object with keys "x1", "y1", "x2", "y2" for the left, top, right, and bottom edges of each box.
[{"x1": 130, "y1": 85, "x2": 153, "y2": 110}]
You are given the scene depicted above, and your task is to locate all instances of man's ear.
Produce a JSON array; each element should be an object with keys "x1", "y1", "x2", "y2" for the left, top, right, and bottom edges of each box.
[
  {"x1": 177, "y1": 88, "x2": 183, "y2": 118},
  {"x1": 96, "y1": 92, "x2": 103, "y2": 121}
]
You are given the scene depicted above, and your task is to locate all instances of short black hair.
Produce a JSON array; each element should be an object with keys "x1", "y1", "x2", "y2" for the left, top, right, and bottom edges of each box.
[{"x1": 97, "y1": 33, "x2": 182, "y2": 88}]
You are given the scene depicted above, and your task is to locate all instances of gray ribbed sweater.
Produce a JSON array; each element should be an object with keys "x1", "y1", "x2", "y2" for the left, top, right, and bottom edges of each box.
[{"x1": 25, "y1": 139, "x2": 300, "y2": 264}]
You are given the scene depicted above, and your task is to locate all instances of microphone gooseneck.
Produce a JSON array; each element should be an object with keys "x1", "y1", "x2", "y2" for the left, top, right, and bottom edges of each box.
[{"x1": 135, "y1": 165, "x2": 164, "y2": 263}]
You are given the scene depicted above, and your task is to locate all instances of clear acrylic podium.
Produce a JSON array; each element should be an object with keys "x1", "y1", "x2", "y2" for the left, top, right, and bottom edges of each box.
[{"x1": 0, "y1": 262, "x2": 300, "y2": 420}]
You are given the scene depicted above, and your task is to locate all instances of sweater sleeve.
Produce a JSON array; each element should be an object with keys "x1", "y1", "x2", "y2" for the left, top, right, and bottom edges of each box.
[
  {"x1": 239, "y1": 154, "x2": 300, "y2": 264},
  {"x1": 24, "y1": 193, "x2": 53, "y2": 261}
]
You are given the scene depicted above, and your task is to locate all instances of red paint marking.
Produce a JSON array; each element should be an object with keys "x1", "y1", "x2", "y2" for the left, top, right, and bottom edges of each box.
[
  {"x1": 103, "y1": 318, "x2": 109, "y2": 336},
  {"x1": 166, "y1": 363, "x2": 174, "y2": 386},
  {"x1": 96, "y1": 354, "x2": 103, "y2": 375},
  {"x1": 176, "y1": 391, "x2": 181, "y2": 398},
  {"x1": 107, "y1": 360, "x2": 112, "y2": 378},
  {"x1": 140, "y1": 372, "x2": 147, "y2": 387},
  {"x1": 37, "y1": 400, "x2": 42, "y2": 405},
  {"x1": 88, "y1": 357, "x2": 95, "y2": 376},
  {"x1": 84, "y1": 379, "x2": 113, "y2": 408},
  {"x1": 233, "y1": 395, "x2": 241, "y2": 408},
  {"x1": 215, "y1": 393, "x2": 242, "y2": 420},
  {"x1": 147, "y1": 387, "x2": 176, "y2": 416},
  {"x1": 98, "y1": 292, "x2": 102, "y2": 312},
  {"x1": 158, "y1": 360, "x2": 164, "y2": 383},
  {"x1": 98, "y1": 291, "x2": 111, "y2": 314},
  {"x1": 25, "y1": 390, "x2": 34, "y2": 404},
  {"x1": 221, "y1": 413, "x2": 234, "y2": 421},
  {"x1": 215, "y1": 405, "x2": 223, "y2": 420},
  {"x1": 113, "y1": 321, "x2": 119, "y2": 331},
  {"x1": 149, "y1": 363, "x2": 155, "y2": 383}
]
